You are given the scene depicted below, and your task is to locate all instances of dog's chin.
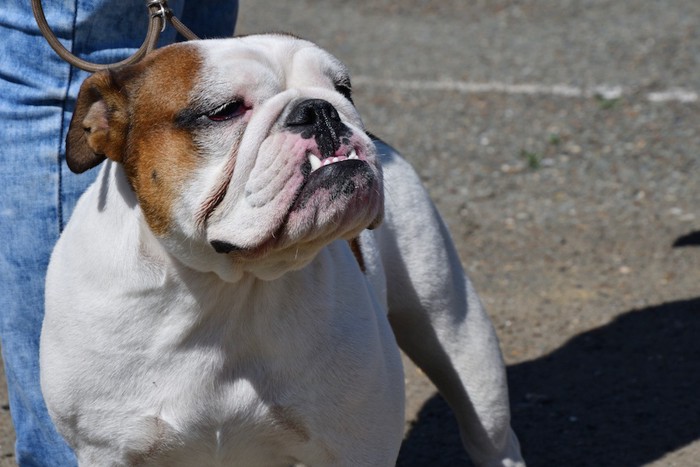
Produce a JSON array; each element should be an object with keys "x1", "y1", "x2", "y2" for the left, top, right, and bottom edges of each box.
[{"x1": 214, "y1": 159, "x2": 383, "y2": 275}]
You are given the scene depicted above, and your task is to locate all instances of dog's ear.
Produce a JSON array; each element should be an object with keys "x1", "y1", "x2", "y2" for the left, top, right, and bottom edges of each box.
[{"x1": 66, "y1": 70, "x2": 130, "y2": 173}]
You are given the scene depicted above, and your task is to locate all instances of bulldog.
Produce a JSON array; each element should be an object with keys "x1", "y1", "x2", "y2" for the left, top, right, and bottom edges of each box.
[{"x1": 41, "y1": 34, "x2": 524, "y2": 467}]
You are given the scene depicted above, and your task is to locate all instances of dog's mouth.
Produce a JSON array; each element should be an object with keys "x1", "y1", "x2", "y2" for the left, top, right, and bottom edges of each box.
[
  {"x1": 293, "y1": 145, "x2": 368, "y2": 207},
  {"x1": 208, "y1": 140, "x2": 380, "y2": 259},
  {"x1": 263, "y1": 144, "x2": 376, "y2": 252},
  {"x1": 305, "y1": 146, "x2": 361, "y2": 173}
]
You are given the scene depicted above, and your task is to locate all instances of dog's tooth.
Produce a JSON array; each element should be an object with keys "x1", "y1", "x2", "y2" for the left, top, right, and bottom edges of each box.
[
  {"x1": 332, "y1": 157, "x2": 339, "y2": 163},
  {"x1": 308, "y1": 153, "x2": 322, "y2": 172},
  {"x1": 348, "y1": 149, "x2": 358, "y2": 160}
]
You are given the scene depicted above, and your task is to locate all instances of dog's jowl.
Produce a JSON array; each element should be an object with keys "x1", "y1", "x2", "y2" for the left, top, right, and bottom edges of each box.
[{"x1": 41, "y1": 34, "x2": 524, "y2": 466}]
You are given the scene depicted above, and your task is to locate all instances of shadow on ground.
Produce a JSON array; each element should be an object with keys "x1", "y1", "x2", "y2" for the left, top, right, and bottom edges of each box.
[
  {"x1": 673, "y1": 230, "x2": 700, "y2": 248},
  {"x1": 397, "y1": 297, "x2": 700, "y2": 467}
]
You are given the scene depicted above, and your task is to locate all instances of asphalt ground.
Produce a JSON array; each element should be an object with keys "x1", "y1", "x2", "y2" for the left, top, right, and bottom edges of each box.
[{"x1": 2, "y1": 1, "x2": 699, "y2": 465}]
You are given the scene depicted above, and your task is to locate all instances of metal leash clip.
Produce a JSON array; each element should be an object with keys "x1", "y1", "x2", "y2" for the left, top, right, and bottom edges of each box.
[{"x1": 147, "y1": 0, "x2": 170, "y2": 33}]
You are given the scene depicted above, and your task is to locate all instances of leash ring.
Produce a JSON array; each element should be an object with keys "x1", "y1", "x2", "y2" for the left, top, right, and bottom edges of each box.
[{"x1": 147, "y1": 0, "x2": 169, "y2": 33}]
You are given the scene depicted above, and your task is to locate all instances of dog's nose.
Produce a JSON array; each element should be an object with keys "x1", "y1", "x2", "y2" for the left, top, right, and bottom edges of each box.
[
  {"x1": 285, "y1": 99, "x2": 348, "y2": 159},
  {"x1": 286, "y1": 98, "x2": 341, "y2": 128}
]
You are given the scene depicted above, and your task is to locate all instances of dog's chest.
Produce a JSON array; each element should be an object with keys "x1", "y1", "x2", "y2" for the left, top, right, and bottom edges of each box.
[
  {"x1": 48, "y1": 242, "x2": 397, "y2": 465},
  {"x1": 66, "y1": 303, "x2": 349, "y2": 466},
  {"x1": 117, "y1": 378, "x2": 314, "y2": 466}
]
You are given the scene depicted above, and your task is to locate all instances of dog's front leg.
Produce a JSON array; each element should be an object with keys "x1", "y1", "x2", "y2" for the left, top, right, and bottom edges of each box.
[{"x1": 373, "y1": 141, "x2": 524, "y2": 467}]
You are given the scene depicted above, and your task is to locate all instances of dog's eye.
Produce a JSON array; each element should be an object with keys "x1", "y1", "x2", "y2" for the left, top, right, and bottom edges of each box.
[
  {"x1": 207, "y1": 100, "x2": 248, "y2": 122},
  {"x1": 335, "y1": 82, "x2": 353, "y2": 103}
]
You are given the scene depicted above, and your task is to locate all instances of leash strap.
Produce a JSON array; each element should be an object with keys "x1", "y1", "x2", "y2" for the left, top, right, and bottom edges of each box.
[{"x1": 31, "y1": 0, "x2": 200, "y2": 72}]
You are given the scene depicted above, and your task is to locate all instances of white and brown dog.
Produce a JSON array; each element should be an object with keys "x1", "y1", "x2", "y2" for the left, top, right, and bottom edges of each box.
[{"x1": 40, "y1": 34, "x2": 524, "y2": 466}]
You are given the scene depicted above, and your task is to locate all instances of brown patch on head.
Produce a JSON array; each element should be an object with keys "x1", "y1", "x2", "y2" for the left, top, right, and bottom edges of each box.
[
  {"x1": 67, "y1": 44, "x2": 203, "y2": 236},
  {"x1": 122, "y1": 45, "x2": 203, "y2": 236}
]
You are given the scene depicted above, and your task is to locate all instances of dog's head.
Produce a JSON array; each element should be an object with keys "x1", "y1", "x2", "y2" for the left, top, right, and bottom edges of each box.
[{"x1": 67, "y1": 35, "x2": 383, "y2": 281}]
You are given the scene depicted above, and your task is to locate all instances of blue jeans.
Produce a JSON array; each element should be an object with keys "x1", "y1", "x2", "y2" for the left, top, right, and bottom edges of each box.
[{"x1": 0, "y1": 1, "x2": 237, "y2": 464}]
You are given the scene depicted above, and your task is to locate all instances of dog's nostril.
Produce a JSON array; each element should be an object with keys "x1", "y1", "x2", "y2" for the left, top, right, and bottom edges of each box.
[{"x1": 210, "y1": 240, "x2": 241, "y2": 254}]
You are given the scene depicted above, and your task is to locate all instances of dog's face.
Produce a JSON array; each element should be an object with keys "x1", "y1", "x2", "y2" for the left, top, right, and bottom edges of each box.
[{"x1": 67, "y1": 35, "x2": 383, "y2": 281}]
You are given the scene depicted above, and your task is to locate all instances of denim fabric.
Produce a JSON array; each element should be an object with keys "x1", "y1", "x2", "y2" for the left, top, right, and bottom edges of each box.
[{"x1": 0, "y1": 1, "x2": 237, "y2": 464}]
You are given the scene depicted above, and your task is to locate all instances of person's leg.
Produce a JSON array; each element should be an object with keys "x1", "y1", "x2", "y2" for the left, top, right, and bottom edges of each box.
[
  {"x1": 0, "y1": 3, "x2": 92, "y2": 462},
  {"x1": 0, "y1": 1, "x2": 236, "y2": 464}
]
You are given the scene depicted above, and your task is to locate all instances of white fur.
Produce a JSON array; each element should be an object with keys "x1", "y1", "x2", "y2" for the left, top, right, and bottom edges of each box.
[
  {"x1": 43, "y1": 162, "x2": 403, "y2": 466},
  {"x1": 41, "y1": 36, "x2": 524, "y2": 466}
]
